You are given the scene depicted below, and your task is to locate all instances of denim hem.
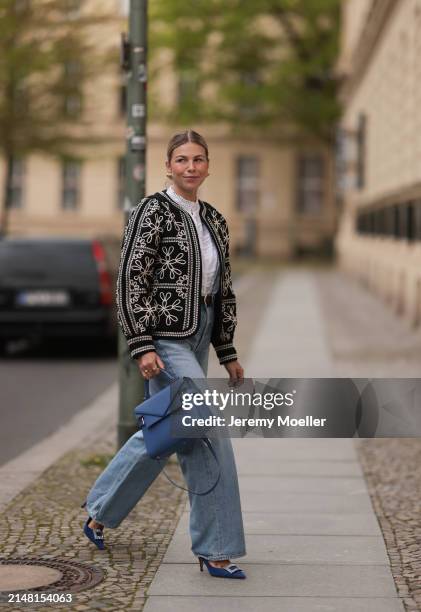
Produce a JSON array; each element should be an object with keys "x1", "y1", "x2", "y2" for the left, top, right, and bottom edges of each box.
[
  {"x1": 193, "y1": 550, "x2": 247, "y2": 561},
  {"x1": 85, "y1": 507, "x2": 119, "y2": 529}
]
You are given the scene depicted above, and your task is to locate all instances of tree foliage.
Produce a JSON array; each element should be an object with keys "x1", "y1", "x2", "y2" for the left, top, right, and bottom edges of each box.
[
  {"x1": 0, "y1": 0, "x2": 114, "y2": 156},
  {"x1": 0, "y1": 0, "x2": 114, "y2": 229},
  {"x1": 149, "y1": 0, "x2": 341, "y2": 142}
]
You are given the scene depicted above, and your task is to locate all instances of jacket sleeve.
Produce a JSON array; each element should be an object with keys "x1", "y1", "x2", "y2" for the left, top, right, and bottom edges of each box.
[
  {"x1": 211, "y1": 218, "x2": 239, "y2": 365},
  {"x1": 116, "y1": 197, "x2": 164, "y2": 360}
]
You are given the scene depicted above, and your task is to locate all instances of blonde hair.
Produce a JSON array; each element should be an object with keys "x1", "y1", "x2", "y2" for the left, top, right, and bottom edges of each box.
[{"x1": 166, "y1": 129, "x2": 209, "y2": 162}]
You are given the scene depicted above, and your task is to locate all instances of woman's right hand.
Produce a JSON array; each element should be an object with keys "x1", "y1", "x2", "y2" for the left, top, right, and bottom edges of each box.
[{"x1": 136, "y1": 351, "x2": 165, "y2": 380}]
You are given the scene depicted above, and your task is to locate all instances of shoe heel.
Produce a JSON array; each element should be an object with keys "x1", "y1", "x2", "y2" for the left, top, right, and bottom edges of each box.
[
  {"x1": 196, "y1": 556, "x2": 246, "y2": 579},
  {"x1": 83, "y1": 517, "x2": 105, "y2": 551}
]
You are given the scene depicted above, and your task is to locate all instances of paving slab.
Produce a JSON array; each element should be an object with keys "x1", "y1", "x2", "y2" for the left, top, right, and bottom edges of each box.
[
  {"x1": 177, "y1": 511, "x2": 382, "y2": 536},
  {"x1": 239, "y1": 490, "x2": 374, "y2": 514},
  {"x1": 143, "y1": 595, "x2": 405, "y2": 612},
  {"x1": 147, "y1": 563, "x2": 399, "y2": 598},
  {"x1": 163, "y1": 532, "x2": 388, "y2": 565},
  {"x1": 244, "y1": 272, "x2": 334, "y2": 378},
  {"x1": 232, "y1": 438, "x2": 359, "y2": 462},
  {"x1": 235, "y1": 459, "x2": 364, "y2": 477},
  {"x1": 237, "y1": 475, "x2": 369, "y2": 495}
]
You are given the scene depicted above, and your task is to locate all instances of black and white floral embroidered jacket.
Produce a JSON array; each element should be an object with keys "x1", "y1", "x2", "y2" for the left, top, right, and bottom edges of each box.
[{"x1": 116, "y1": 189, "x2": 238, "y2": 364}]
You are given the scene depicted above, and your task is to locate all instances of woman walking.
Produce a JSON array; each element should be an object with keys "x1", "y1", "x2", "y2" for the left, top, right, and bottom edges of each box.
[{"x1": 83, "y1": 129, "x2": 247, "y2": 578}]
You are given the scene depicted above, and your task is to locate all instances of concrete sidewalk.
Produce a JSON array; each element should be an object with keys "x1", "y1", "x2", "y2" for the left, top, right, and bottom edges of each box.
[{"x1": 142, "y1": 271, "x2": 404, "y2": 612}]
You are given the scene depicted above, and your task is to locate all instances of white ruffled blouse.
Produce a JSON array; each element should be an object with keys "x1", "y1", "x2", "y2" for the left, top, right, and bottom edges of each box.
[{"x1": 167, "y1": 185, "x2": 220, "y2": 296}]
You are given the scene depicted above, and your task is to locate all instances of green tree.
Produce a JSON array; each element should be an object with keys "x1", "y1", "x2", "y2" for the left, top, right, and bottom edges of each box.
[
  {"x1": 0, "y1": 0, "x2": 114, "y2": 234},
  {"x1": 149, "y1": 0, "x2": 341, "y2": 142}
]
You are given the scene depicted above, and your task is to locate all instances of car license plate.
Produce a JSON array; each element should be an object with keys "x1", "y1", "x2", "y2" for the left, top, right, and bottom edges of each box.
[{"x1": 16, "y1": 290, "x2": 71, "y2": 307}]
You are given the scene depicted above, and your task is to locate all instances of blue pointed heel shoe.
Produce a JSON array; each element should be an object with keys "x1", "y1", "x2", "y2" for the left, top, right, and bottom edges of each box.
[
  {"x1": 83, "y1": 517, "x2": 105, "y2": 550},
  {"x1": 198, "y1": 556, "x2": 246, "y2": 579}
]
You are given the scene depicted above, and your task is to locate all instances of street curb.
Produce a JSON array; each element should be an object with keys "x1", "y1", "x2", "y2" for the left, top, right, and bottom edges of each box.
[{"x1": 0, "y1": 382, "x2": 118, "y2": 513}]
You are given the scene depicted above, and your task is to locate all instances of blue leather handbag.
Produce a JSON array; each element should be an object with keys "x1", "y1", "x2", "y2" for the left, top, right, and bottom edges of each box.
[{"x1": 133, "y1": 369, "x2": 220, "y2": 496}]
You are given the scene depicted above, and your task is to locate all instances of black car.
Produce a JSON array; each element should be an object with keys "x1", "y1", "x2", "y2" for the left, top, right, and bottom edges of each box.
[{"x1": 0, "y1": 237, "x2": 119, "y2": 350}]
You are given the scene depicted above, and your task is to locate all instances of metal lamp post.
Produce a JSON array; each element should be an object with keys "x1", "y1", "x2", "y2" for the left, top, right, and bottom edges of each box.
[{"x1": 117, "y1": 0, "x2": 148, "y2": 447}]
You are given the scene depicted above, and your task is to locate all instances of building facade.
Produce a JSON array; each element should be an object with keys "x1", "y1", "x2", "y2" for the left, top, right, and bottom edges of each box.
[
  {"x1": 336, "y1": 0, "x2": 421, "y2": 325},
  {"x1": 0, "y1": 0, "x2": 336, "y2": 259}
]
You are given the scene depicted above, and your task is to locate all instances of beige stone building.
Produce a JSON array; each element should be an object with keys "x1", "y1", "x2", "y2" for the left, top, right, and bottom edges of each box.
[
  {"x1": 0, "y1": 0, "x2": 336, "y2": 259},
  {"x1": 336, "y1": 0, "x2": 421, "y2": 325}
]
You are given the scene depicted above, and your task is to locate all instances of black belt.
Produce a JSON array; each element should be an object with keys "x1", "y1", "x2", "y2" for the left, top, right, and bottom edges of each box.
[{"x1": 202, "y1": 294, "x2": 215, "y2": 306}]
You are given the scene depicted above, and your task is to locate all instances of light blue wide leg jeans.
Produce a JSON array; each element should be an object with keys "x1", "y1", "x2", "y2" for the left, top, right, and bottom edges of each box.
[{"x1": 85, "y1": 302, "x2": 246, "y2": 561}]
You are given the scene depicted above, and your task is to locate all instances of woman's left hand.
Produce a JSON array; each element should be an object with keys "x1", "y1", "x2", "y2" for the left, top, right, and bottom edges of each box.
[{"x1": 224, "y1": 360, "x2": 244, "y2": 386}]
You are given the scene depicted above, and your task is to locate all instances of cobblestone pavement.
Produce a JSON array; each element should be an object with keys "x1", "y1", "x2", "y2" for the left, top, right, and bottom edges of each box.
[
  {"x1": 356, "y1": 439, "x2": 421, "y2": 612},
  {"x1": 315, "y1": 268, "x2": 421, "y2": 612},
  {"x1": 0, "y1": 427, "x2": 187, "y2": 611}
]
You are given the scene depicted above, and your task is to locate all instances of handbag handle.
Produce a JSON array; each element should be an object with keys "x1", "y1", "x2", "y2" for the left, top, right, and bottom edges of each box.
[
  {"x1": 143, "y1": 368, "x2": 176, "y2": 400},
  {"x1": 158, "y1": 438, "x2": 221, "y2": 496}
]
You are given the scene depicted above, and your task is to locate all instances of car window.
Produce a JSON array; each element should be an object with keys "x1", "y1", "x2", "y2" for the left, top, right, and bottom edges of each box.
[{"x1": 0, "y1": 242, "x2": 98, "y2": 285}]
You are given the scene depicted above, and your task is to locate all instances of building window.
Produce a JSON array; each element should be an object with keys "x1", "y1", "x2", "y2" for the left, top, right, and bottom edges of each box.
[
  {"x1": 63, "y1": 61, "x2": 83, "y2": 117},
  {"x1": 64, "y1": 93, "x2": 82, "y2": 117},
  {"x1": 415, "y1": 201, "x2": 421, "y2": 240},
  {"x1": 356, "y1": 113, "x2": 366, "y2": 190},
  {"x1": 62, "y1": 159, "x2": 81, "y2": 210},
  {"x1": 119, "y1": 82, "x2": 127, "y2": 117},
  {"x1": 356, "y1": 201, "x2": 421, "y2": 241},
  {"x1": 236, "y1": 156, "x2": 259, "y2": 213},
  {"x1": 296, "y1": 154, "x2": 325, "y2": 214},
  {"x1": 14, "y1": 0, "x2": 30, "y2": 13},
  {"x1": 64, "y1": 0, "x2": 81, "y2": 19},
  {"x1": 117, "y1": 156, "x2": 126, "y2": 209},
  {"x1": 6, "y1": 158, "x2": 25, "y2": 209},
  {"x1": 239, "y1": 71, "x2": 261, "y2": 120},
  {"x1": 393, "y1": 205, "x2": 401, "y2": 238},
  {"x1": 177, "y1": 69, "x2": 198, "y2": 106},
  {"x1": 14, "y1": 82, "x2": 28, "y2": 116},
  {"x1": 406, "y1": 203, "x2": 415, "y2": 241}
]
